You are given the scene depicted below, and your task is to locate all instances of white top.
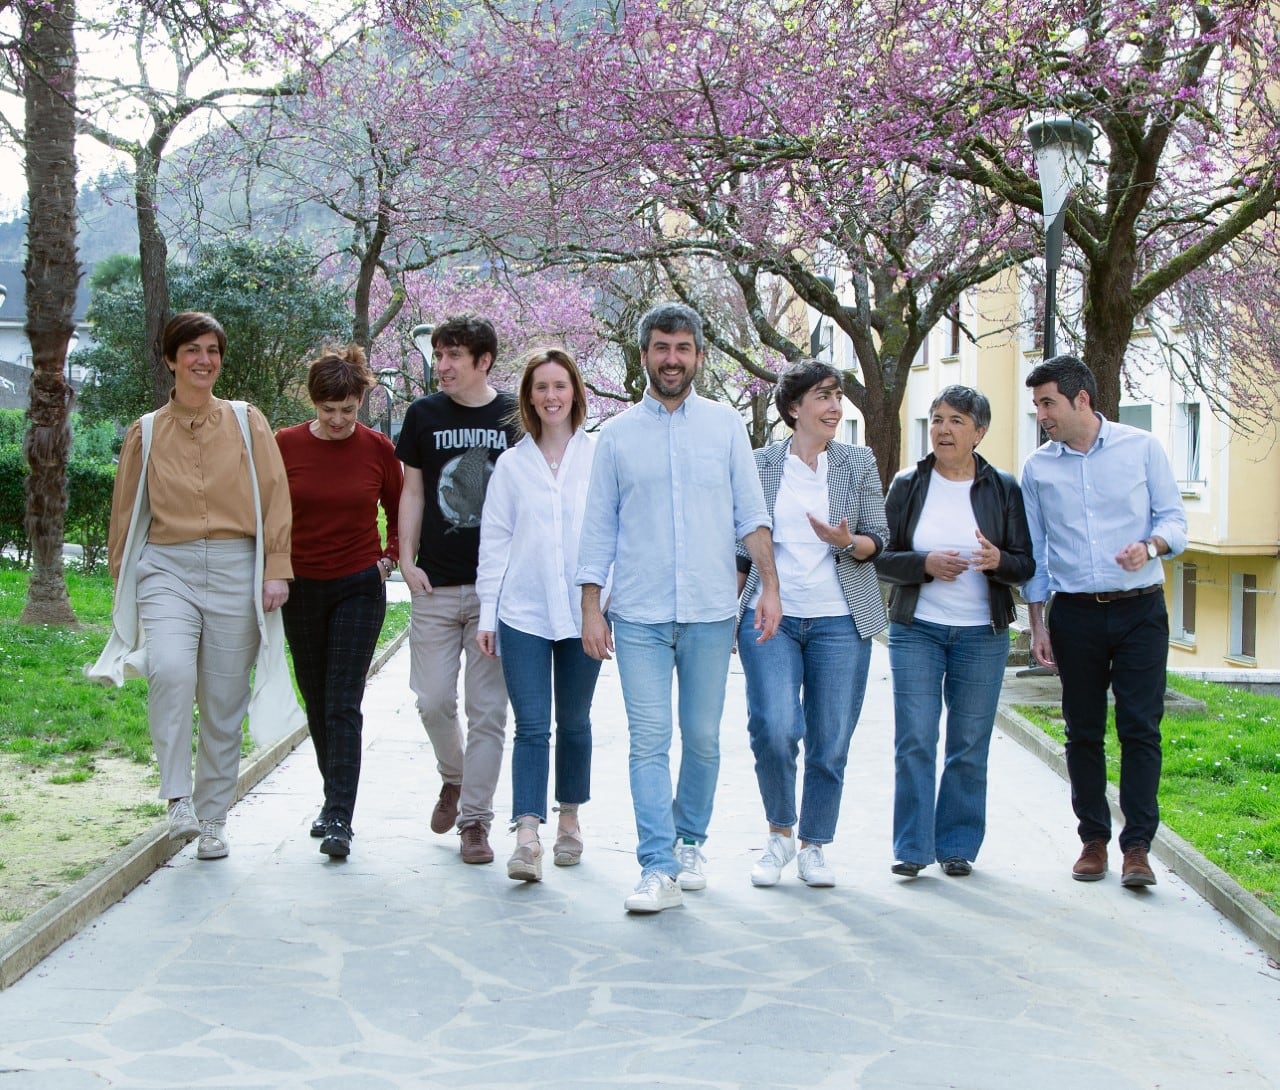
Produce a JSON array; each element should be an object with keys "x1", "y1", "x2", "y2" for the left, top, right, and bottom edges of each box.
[
  {"x1": 913, "y1": 470, "x2": 990, "y2": 626},
  {"x1": 477, "y1": 429, "x2": 604, "y2": 641},
  {"x1": 747, "y1": 451, "x2": 847, "y2": 618}
]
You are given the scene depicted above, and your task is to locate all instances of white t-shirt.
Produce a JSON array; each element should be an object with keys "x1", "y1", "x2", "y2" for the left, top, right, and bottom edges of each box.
[
  {"x1": 912, "y1": 470, "x2": 990, "y2": 626},
  {"x1": 746, "y1": 452, "x2": 847, "y2": 618}
]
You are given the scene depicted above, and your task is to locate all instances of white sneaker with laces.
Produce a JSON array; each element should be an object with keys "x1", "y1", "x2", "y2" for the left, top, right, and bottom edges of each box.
[
  {"x1": 196, "y1": 819, "x2": 229, "y2": 860},
  {"x1": 751, "y1": 832, "x2": 797, "y2": 887},
  {"x1": 675, "y1": 841, "x2": 707, "y2": 890},
  {"x1": 797, "y1": 844, "x2": 835, "y2": 887},
  {"x1": 624, "y1": 871, "x2": 683, "y2": 913},
  {"x1": 167, "y1": 797, "x2": 199, "y2": 841}
]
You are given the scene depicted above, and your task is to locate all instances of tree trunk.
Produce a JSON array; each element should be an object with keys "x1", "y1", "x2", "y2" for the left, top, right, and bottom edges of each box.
[
  {"x1": 19, "y1": 0, "x2": 79, "y2": 626},
  {"x1": 137, "y1": 144, "x2": 173, "y2": 409},
  {"x1": 1081, "y1": 254, "x2": 1138, "y2": 421}
]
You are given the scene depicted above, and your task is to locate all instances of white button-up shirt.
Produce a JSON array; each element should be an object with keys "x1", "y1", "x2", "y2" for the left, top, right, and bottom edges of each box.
[{"x1": 477, "y1": 429, "x2": 602, "y2": 640}]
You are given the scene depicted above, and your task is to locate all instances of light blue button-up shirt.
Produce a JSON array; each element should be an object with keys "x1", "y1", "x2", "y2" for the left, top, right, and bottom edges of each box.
[
  {"x1": 575, "y1": 391, "x2": 770, "y2": 624},
  {"x1": 1020, "y1": 416, "x2": 1188, "y2": 603}
]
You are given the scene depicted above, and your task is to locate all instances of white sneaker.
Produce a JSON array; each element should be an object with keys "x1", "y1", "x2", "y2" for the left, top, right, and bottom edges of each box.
[
  {"x1": 675, "y1": 841, "x2": 707, "y2": 891},
  {"x1": 797, "y1": 845, "x2": 835, "y2": 887},
  {"x1": 751, "y1": 832, "x2": 797, "y2": 887},
  {"x1": 196, "y1": 819, "x2": 229, "y2": 860},
  {"x1": 624, "y1": 871, "x2": 683, "y2": 913},
  {"x1": 167, "y1": 797, "x2": 199, "y2": 841}
]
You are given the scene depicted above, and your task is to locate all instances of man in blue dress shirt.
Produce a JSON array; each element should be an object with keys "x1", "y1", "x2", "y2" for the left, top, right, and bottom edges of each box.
[
  {"x1": 577, "y1": 302, "x2": 782, "y2": 914},
  {"x1": 1021, "y1": 355, "x2": 1187, "y2": 889}
]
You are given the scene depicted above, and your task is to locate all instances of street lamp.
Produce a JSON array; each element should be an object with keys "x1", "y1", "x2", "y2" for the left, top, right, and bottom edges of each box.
[
  {"x1": 1025, "y1": 116, "x2": 1093, "y2": 358},
  {"x1": 374, "y1": 368, "x2": 397, "y2": 436},
  {"x1": 411, "y1": 323, "x2": 435, "y2": 393},
  {"x1": 808, "y1": 275, "x2": 836, "y2": 361}
]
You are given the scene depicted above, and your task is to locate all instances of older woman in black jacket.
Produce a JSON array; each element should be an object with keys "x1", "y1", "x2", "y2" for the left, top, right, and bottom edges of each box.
[{"x1": 874, "y1": 385, "x2": 1034, "y2": 878}]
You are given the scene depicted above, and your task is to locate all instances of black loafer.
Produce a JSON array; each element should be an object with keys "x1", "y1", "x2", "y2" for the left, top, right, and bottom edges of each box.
[
  {"x1": 891, "y1": 861, "x2": 925, "y2": 877},
  {"x1": 310, "y1": 812, "x2": 328, "y2": 838},
  {"x1": 941, "y1": 857, "x2": 973, "y2": 877},
  {"x1": 321, "y1": 819, "x2": 352, "y2": 859}
]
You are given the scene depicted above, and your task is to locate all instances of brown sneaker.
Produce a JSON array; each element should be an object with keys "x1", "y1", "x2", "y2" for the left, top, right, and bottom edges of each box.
[
  {"x1": 1072, "y1": 839, "x2": 1108, "y2": 881},
  {"x1": 430, "y1": 782, "x2": 461, "y2": 834},
  {"x1": 1121, "y1": 844, "x2": 1157, "y2": 888},
  {"x1": 459, "y1": 822, "x2": 494, "y2": 864}
]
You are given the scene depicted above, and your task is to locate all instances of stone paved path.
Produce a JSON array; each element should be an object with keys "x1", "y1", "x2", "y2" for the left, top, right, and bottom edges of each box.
[{"x1": 0, "y1": 639, "x2": 1277, "y2": 1089}]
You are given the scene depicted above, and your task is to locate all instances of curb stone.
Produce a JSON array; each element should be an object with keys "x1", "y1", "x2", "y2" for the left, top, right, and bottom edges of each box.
[{"x1": 997, "y1": 703, "x2": 1280, "y2": 963}]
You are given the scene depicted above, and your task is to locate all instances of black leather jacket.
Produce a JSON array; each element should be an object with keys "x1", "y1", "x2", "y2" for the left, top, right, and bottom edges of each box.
[{"x1": 874, "y1": 451, "x2": 1035, "y2": 628}]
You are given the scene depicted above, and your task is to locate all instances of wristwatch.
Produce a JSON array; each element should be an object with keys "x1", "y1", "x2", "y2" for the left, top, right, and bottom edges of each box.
[{"x1": 1145, "y1": 540, "x2": 1159, "y2": 560}]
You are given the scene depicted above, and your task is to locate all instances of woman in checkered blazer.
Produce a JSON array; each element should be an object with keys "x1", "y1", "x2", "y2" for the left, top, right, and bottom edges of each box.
[{"x1": 736, "y1": 360, "x2": 888, "y2": 889}]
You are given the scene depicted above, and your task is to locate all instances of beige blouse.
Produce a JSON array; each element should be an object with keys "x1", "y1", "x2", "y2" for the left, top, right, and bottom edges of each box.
[{"x1": 108, "y1": 396, "x2": 293, "y2": 582}]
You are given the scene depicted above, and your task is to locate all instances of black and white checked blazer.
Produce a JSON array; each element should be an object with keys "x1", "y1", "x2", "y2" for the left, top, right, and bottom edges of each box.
[{"x1": 737, "y1": 438, "x2": 889, "y2": 638}]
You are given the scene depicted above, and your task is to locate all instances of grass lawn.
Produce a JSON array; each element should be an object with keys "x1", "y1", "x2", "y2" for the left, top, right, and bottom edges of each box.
[
  {"x1": 1015, "y1": 679, "x2": 1280, "y2": 915},
  {"x1": 0, "y1": 562, "x2": 411, "y2": 772}
]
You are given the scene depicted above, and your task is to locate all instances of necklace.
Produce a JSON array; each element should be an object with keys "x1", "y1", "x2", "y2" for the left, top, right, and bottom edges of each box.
[{"x1": 541, "y1": 435, "x2": 571, "y2": 471}]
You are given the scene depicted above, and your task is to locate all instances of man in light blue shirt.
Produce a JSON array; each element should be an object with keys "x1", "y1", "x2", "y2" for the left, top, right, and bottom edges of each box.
[
  {"x1": 1021, "y1": 355, "x2": 1187, "y2": 890},
  {"x1": 577, "y1": 302, "x2": 782, "y2": 914}
]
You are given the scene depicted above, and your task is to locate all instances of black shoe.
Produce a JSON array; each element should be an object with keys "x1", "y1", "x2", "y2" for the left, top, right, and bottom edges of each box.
[
  {"x1": 941, "y1": 857, "x2": 972, "y2": 877},
  {"x1": 321, "y1": 819, "x2": 352, "y2": 858},
  {"x1": 891, "y1": 861, "x2": 925, "y2": 877},
  {"x1": 310, "y1": 811, "x2": 328, "y2": 838}
]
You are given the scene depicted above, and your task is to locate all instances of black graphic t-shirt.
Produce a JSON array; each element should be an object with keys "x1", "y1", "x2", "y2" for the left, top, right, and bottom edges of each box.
[{"x1": 395, "y1": 391, "x2": 517, "y2": 586}]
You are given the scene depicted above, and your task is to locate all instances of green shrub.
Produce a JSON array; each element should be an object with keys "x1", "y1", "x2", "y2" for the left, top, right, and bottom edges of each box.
[
  {"x1": 0, "y1": 446, "x2": 29, "y2": 562},
  {"x1": 0, "y1": 445, "x2": 116, "y2": 571},
  {"x1": 66, "y1": 461, "x2": 116, "y2": 571}
]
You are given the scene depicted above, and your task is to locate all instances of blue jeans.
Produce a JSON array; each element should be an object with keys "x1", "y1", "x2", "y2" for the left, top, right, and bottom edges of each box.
[
  {"x1": 888, "y1": 619, "x2": 1009, "y2": 864},
  {"x1": 612, "y1": 617, "x2": 736, "y2": 877},
  {"x1": 498, "y1": 621, "x2": 602, "y2": 823},
  {"x1": 738, "y1": 610, "x2": 871, "y2": 844}
]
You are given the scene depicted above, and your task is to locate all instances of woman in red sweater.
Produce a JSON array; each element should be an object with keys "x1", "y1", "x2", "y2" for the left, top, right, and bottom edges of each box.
[{"x1": 276, "y1": 345, "x2": 402, "y2": 859}]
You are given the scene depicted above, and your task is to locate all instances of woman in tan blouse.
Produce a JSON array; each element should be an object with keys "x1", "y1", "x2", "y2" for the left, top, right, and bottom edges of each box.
[{"x1": 107, "y1": 312, "x2": 293, "y2": 861}]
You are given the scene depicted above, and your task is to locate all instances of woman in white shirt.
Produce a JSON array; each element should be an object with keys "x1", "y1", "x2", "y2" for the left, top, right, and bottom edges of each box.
[
  {"x1": 477, "y1": 347, "x2": 603, "y2": 883},
  {"x1": 874, "y1": 385, "x2": 1034, "y2": 878},
  {"x1": 736, "y1": 360, "x2": 888, "y2": 888}
]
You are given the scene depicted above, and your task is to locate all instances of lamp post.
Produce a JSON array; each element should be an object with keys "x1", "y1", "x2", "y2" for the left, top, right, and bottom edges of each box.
[
  {"x1": 1025, "y1": 117, "x2": 1093, "y2": 358},
  {"x1": 411, "y1": 323, "x2": 435, "y2": 393},
  {"x1": 808, "y1": 275, "x2": 836, "y2": 361},
  {"x1": 374, "y1": 368, "x2": 397, "y2": 437}
]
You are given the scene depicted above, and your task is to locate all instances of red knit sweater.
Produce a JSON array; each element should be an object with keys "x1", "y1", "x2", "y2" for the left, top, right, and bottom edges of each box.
[{"x1": 275, "y1": 422, "x2": 402, "y2": 580}]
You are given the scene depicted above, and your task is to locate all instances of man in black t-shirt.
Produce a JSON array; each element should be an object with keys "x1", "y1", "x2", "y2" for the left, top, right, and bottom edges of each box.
[{"x1": 396, "y1": 316, "x2": 518, "y2": 864}]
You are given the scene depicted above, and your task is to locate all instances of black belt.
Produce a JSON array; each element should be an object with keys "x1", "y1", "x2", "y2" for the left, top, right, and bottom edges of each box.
[{"x1": 1055, "y1": 585, "x2": 1162, "y2": 604}]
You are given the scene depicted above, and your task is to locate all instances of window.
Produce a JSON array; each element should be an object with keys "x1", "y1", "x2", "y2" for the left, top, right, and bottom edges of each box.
[
  {"x1": 844, "y1": 418, "x2": 859, "y2": 446},
  {"x1": 915, "y1": 417, "x2": 929, "y2": 460},
  {"x1": 947, "y1": 310, "x2": 961, "y2": 357},
  {"x1": 1176, "y1": 402, "x2": 1202, "y2": 483},
  {"x1": 913, "y1": 335, "x2": 930, "y2": 369},
  {"x1": 1230, "y1": 573, "x2": 1257, "y2": 660},
  {"x1": 1117, "y1": 404, "x2": 1152, "y2": 432},
  {"x1": 1172, "y1": 562, "x2": 1196, "y2": 643}
]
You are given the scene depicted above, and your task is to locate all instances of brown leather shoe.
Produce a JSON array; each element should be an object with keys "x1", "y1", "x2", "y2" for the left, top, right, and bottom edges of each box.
[
  {"x1": 459, "y1": 822, "x2": 494, "y2": 864},
  {"x1": 430, "y1": 782, "x2": 461, "y2": 834},
  {"x1": 1121, "y1": 844, "x2": 1157, "y2": 888},
  {"x1": 1072, "y1": 839, "x2": 1108, "y2": 881}
]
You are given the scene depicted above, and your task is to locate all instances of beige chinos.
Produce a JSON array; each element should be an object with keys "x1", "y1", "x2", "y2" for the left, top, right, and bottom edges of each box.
[
  {"x1": 136, "y1": 539, "x2": 259, "y2": 822},
  {"x1": 408, "y1": 583, "x2": 508, "y2": 828}
]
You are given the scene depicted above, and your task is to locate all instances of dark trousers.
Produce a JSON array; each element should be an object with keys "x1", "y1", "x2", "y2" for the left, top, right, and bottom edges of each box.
[
  {"x1": 1049, "y1": 592, "x2": 1168, "y2": 850},
  {"x1": 281, "y1": 565, "x2": 386, "y2": 824}
]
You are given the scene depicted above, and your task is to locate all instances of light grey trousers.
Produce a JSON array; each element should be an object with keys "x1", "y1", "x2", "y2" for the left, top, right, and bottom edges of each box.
[
  {"x1": 408, "y1": 584, "x2": 508, "y2": 828},
  {"x1": 136, "y1": 540, "x2": 259, "y2": 822}
]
